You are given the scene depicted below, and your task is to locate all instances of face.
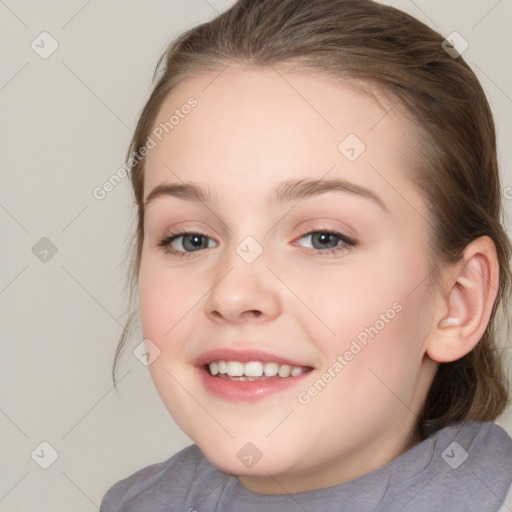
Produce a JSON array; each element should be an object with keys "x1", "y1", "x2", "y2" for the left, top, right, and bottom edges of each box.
[{"x1": 138, "y1": 66, "x2": 439, "y2": 494}]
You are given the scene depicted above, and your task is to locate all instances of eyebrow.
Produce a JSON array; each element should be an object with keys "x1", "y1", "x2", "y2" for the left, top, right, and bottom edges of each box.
[{"x1": 144, "y1": 177, "x2": 387, "y2": 211}]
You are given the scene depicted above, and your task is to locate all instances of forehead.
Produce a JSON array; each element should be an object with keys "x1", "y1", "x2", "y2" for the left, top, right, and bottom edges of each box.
[{"x1": 143, "y1": 65, "x2": 425, "y2": 219}]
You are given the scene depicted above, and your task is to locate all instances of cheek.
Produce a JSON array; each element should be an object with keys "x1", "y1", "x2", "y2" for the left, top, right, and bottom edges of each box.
[
  {"x1": 333, "y1": 288, "x2": 430, "y2": 411},
  {"x1": 301, "y1": 264, "x2": 400, "y2": 348},
  {"x1": 138, "y1": 263, "x2": 169, "y2": 341},
  {"x1": 138, "y1": 256, "x2": 204, "y2": 433},
  {"x1": 301, "y1": 304, "x2": 427, "y2": 441},
  {"x1": 310, "y1": 252, "x2": 430, "y2": 379},
  {"x1": 138, "y1": 255, "x2": 197, "y2": 350}
]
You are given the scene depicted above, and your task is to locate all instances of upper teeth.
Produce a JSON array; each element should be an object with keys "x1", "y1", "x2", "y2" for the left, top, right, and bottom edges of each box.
[{"x1": 208, "y1": 360, "x2": 306, "y2": 378}]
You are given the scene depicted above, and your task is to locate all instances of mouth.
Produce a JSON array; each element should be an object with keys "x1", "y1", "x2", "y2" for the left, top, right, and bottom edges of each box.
[{"x1": 194, "y1": 349, "x2": 314, "y2": 401}]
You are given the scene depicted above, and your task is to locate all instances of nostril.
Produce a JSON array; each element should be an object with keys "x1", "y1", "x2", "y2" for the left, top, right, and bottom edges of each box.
[{"x1": 242, "y1": 310, "x2": 261, "y2": 318}]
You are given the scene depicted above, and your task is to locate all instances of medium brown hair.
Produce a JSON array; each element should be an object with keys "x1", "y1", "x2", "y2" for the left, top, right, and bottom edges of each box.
[{"x1": 113, "y1": 0, "x2": 511, "y2": 437}]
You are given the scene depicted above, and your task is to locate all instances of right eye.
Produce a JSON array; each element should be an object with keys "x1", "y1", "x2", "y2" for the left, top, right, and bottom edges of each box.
[{"x1": 158, "y1": 231, "x2": 218, "y2": 258}]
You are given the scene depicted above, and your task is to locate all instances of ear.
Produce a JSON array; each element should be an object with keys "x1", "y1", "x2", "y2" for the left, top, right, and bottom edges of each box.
[{"x1": 426, "y1": 236, "x2": 500, "y2": 363}]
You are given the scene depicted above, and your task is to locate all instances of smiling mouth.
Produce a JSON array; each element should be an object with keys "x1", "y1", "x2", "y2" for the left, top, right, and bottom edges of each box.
[{"x1": 205, "y1": 360, "x2": 314, "y2": 381}]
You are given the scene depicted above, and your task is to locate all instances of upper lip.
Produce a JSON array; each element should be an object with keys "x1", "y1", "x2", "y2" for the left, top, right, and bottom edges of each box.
[{"x1": 193, "y1": 348, "x2": 313, "y2": 368}]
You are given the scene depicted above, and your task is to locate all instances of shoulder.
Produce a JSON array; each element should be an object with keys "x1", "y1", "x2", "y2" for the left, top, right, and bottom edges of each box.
[
  {"x1": 443, "y1": 420, "x2": 512, "y2": 471},
  {"x1": 99, "y1": 444, "x2": 214, "y2": 512},
  {"x1": 387, "y1": 421, "x2": 512, "y2": 511},
  {"x1": 461, "y1": 421, "x2": 512, "y2": 507},
  {"x1": 498, "y1": 482, "x2": 512, "y2": 512},
  {"x1": 429, "y1": 420, "x2": 512, "y2": 486}
]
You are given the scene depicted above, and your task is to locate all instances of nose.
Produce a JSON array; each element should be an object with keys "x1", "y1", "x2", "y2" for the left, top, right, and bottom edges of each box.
[{"x1": 203, "y1": 246, "x2": 282, "y2": 325}]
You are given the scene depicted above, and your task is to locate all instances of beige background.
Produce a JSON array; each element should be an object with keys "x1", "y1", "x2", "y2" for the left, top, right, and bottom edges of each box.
[{"x1": 1, "y1": 0, "x2": 511, "y2": 510}]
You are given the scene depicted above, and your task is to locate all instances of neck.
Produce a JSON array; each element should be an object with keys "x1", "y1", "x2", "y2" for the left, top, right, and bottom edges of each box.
[{"x1": 237, "y1": 421, "x2": 421, "y2": 495}]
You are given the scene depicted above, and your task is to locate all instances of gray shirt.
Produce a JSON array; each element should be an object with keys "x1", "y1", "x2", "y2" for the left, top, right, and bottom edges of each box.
[{"x1": 100, "y1": 421, "x2": 512, "y2": 511}]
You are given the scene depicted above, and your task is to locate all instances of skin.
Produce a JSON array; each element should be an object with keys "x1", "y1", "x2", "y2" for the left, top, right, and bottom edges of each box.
[{"x1": 137, "y1": 65, "x2": 498, "y2": 494}]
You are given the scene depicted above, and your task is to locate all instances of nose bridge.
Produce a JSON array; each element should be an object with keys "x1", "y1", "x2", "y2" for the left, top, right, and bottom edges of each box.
[{"x1": 203, "y1": 230, "x2": 281, "y2": 323}]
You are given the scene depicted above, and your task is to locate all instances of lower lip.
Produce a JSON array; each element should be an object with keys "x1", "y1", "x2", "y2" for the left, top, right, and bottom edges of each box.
[{"x1": 196, "y1": 366, "x2": 313, "y2": 402}]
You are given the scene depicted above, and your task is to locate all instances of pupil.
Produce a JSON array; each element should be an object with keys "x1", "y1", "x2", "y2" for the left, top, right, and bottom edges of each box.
[
  {"x1": 313, "y1": 233, "x2": 336, "y2": 249},
  {"x1": 184, "y1": 234, "x2": 206, "y2": 251}
]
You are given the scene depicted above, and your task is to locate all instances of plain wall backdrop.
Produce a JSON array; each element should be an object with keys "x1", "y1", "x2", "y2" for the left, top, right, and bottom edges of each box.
[{"x1": 1, "y1": 0, "x2": 511, "y2": 510}]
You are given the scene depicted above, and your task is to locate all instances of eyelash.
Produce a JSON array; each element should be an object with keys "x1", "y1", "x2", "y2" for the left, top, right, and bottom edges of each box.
[{"x1": 157, "y1": 226, "x2": 357, "y2": 259}]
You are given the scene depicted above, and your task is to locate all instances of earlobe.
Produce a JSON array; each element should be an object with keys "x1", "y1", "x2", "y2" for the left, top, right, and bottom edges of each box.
[{"x1": 426, "y1": 236, "x2": 499, "y2": 363}]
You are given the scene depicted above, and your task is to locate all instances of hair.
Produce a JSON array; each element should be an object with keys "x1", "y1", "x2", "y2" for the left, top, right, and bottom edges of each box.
[{"x1": 113, "y1": 0, "x2": 511, "y2": 437}]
